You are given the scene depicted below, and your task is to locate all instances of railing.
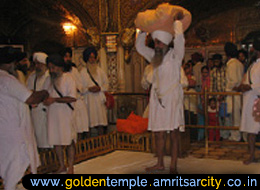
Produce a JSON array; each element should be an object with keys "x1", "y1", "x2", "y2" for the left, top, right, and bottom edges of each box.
[
  {"x1": 108, "y1": 90, "x2": 256, "y2": 154},
  {"x1": 107, "y1": 92, "x2": 149, "y2": 124},
  {"x1": 184, "y1": 90, "x2": 244, "y2": 154},
  {"x1": 38, "y1": 131, "x2": 151, "y2": 174}
]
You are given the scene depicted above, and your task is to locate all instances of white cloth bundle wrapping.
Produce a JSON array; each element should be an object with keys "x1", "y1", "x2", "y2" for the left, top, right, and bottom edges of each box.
[{"x1": 135, "y1": 3, "x2": 192, "y2": 35}]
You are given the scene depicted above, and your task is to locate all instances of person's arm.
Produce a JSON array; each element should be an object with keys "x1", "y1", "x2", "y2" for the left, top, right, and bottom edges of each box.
[
  {"x1": 43, "y1": 96, "x2": 76, "y2": 106},
  {"x1": 5, "y1": 74, "x2": 49, "y2": 105},
  {"x1": 135, "y1": 31, "x2": 154, "y2": 62},
  {"x1": 25, "y1": 90, "x2": 49, "y2": 105},
  {"x1": 44, "y1": 75, "x2": 77, "y2": 106},
  {"x1": 172, "y1": 12, "x2": 185, "y2": 61}
]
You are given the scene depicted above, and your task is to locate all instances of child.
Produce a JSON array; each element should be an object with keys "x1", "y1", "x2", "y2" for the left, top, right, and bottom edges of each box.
[
  {"x1": 208, "y1": 98, "x2": 220, "y2": 141},
  {"x1": 218, "y1": 96, "x2": 230, "y2": 141}
]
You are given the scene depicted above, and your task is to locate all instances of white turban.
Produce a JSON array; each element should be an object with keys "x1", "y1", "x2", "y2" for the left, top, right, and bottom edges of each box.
[
  {"x1": 151, "y1": 30, "x2": 173, "y2": 45},
  {"x1": 33, "y1": 52, "x2": 48, "y2": 64}
]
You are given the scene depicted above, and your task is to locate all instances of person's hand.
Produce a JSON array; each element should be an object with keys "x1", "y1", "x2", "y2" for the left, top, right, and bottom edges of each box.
[
  {"x1": 88, "y1": 86, "x2": 101, "y2": 93},
  {"x1": 240, "y1": 84, "x2": 252, "y2": 93},
  {"x1": 43, "y1": 97, "x2": 56, "y2": 106},
  {"x1": 40, "y1": 90, "x2": 49, "y2": 100},
  {"x1": 174, "y1": 11, "x2": 184, "y2": 21},
  {"x1": 235, "y1": 84, "x2": 243, "y2": 92}
]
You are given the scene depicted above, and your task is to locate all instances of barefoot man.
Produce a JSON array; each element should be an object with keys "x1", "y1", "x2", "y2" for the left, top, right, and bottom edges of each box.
[
  {"x1": 135, "y1": 3, "x2": 191, "y2": 174},
  {"x1": 240, "y1": 36, "x2": 260, "y2": 165}
]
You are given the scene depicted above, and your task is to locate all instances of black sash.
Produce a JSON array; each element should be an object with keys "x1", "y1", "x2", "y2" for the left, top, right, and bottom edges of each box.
[
  {"x1": 33, "y1": 76, "x2": 37, "y2": 91},
  {"x1": 248, "y1": 64, "x2": 253, "y2": 85},
  {"x1": 53, "y1": 84, "x2": 74, "y2": 111},
  {"x1": 87, "y1": 68, "x2": 100, "y2": 87}
]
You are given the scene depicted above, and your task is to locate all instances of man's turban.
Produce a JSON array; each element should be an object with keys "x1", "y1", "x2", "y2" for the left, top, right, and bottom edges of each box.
[{"x1": 33, "y1": 52, "x2": 48, "y2": 64}]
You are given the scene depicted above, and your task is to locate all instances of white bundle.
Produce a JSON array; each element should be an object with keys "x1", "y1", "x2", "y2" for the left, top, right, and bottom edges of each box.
[{"x1": 135, "y1": 3, "x2": 192, "y2": 35}]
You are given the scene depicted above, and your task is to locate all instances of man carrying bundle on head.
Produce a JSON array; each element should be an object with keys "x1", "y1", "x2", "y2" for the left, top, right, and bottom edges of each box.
[{"x1": 135, "y1": 3, "x2": 191, "y2": 174}]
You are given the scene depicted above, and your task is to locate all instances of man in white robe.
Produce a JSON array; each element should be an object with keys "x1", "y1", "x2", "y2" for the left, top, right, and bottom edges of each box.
[
  {"x1": 239, "y1": 38, "x2": 260, "y2": 165},
  {"x1": 43, "y1": 54, "x2": 77, "y2": 174},
  {"x1": 135, "y1": 11, "x2": 185, "y2": 174},
  {"x1": 225, "y1": 42, "x2": 244, "y2": 141},
  {"x1": 80, "y1": 47, "x2": 109, "y2": 136},
  {"x1": 61, "y1": 48, "x2": 89, "y2": 139},
  {"x1": 0, "y1": 46, "x2": 49, "y2": 190},
  {"x1": 27, "y1": 52, "x2": 51, "y2": 149}
]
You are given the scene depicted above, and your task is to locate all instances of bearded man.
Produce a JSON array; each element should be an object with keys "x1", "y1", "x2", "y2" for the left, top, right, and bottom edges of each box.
[
  {"x1": 43, "y1": 54, "x2": 77, "y2": 174},
  {"x1": 27, "y1": 52, "x2": 51, "y2": 149},
  {"x1": 0, "y1": 47, "x2": 49, "y2": 190},
  {"x1": 135, "y1": 11, "x2": 186, "y2": 174},
  {"x1": 240, "y1": 37, "x2": 260, "y2": 165},
  {"x1": 80, "y1": 47, "x2": 109, "y2": 136}
]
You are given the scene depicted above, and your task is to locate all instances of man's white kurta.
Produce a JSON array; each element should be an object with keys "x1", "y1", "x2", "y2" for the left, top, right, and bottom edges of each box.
[
  {"x1": 136, "y1": 21, "x2": 185, "y2": 132},
  {"x1": 27, "y1": 71, "x2": 51, "y2": 148},
  {"x1": 225, "y1": 58, "x2": 244, "y2": 141},
  {"x1": 240, "y1": 58, "x2": 260, "y2": 134},
  {"x1": 80, "y1": 66, "x2": 108, "y2": 128},
  {"x1": 225, "y1": 58, "x2": 244, "y2": 125},
  {"x1": 0, "y1": 70, "x2": 39, "y2": 190},
  {"x1": 69, "y1": 67, "x2": 89, "y2": 133},
  {"x1": 43, "y1": 73, "x2": 77, "y2": 145}
]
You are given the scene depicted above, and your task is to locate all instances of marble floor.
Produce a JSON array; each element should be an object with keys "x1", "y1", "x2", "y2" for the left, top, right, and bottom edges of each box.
[{"x1": 71, "y1": 146, "x2": 260, "y2": 174}]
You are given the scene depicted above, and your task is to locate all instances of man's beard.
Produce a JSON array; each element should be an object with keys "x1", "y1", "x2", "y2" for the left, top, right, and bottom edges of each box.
[
  {"x1": 151, "y1": 47, "x2": 168, "y2": 68},
  {"x1": 36, "y1": 67, "x2": 46, "y2": 77},
  {"x1": 50, "y1": 72, "x2": 59, "y2": 81}
]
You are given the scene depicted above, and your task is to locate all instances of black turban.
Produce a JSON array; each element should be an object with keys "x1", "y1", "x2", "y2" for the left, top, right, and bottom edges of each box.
[
  {"x1": 0, "y1": 46, "x2": 17, "y2": 64},
  {"x1": 60, "y1": 47, "x2": 72, "y2": 57},
  {"x1": 224, "y1": 42, "x2": 238, "y2": 58},
  {"x1": 15, "y1": 52, "x2": 27, "y2": 62},
  {"x1": 47, "y1": 54, "x2": 65, "y2": 68},
  {"x1": 83, "y1": 47, "x2": 97, "y2": 63}
]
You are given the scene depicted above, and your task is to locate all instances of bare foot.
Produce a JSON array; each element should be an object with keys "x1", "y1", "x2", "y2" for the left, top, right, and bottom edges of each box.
[
  {"x1": 243, "y1": 158, "x2": 256, "y2": 165},
  {"x1": 67, "y1": 167, "x2": 74, "y2": 174},
  {"x1": 145, "y1": 165, "x2": 165, "y2": 172},
  {"x1": 53, "y1": 166, "x2": 66, "y2": 174}
]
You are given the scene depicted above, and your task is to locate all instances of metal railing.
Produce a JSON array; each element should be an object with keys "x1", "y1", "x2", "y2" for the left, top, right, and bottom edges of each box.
[{"x1": 108, "y1": 90, "x2": 256, "y2": 154}]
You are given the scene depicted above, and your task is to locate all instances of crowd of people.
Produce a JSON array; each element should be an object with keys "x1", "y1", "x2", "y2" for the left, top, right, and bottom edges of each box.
[
  {"x1": 182, "y1": 39, "x2": 260, "y2": 165},
  {"x1": 0, "y1": 46, "x2": 109, "y2": 189},
  {"x1": 182, "y1": 42, "x2": 259, "y2": 141}
]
